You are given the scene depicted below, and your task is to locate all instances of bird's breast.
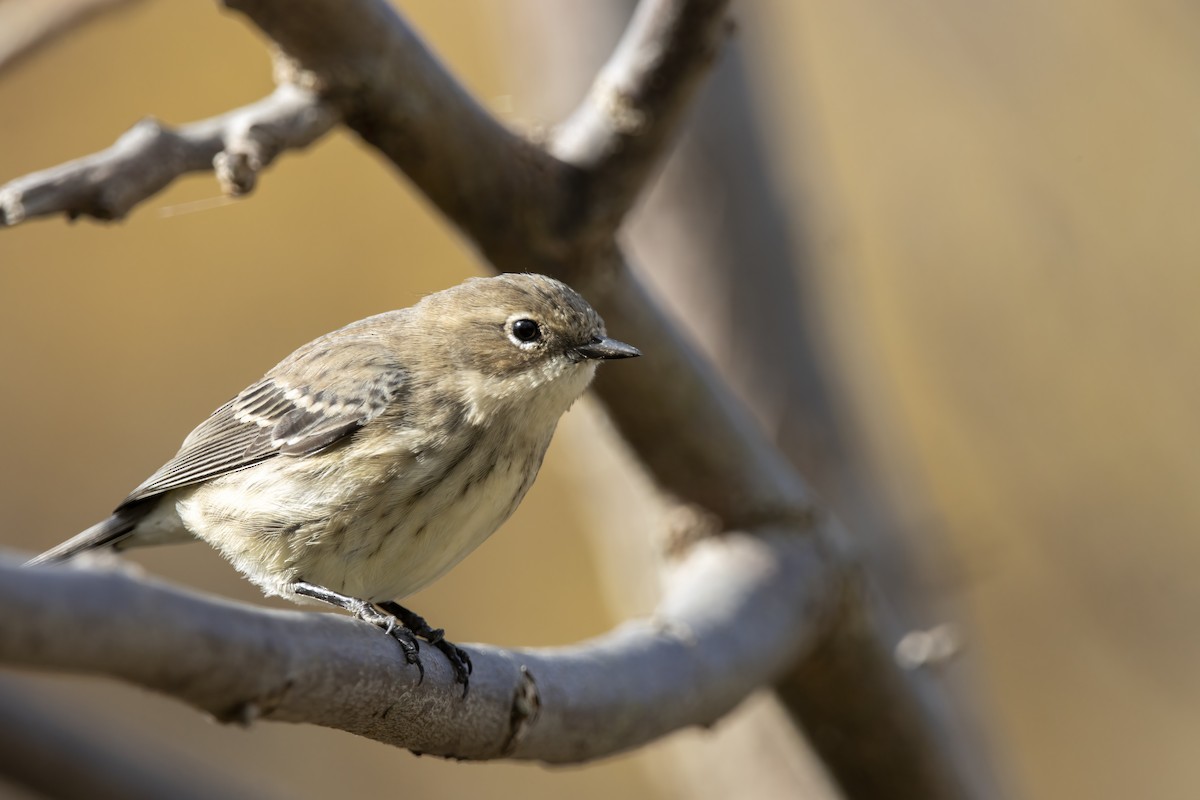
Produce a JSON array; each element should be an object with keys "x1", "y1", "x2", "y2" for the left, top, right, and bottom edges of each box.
[{"x1": 330, "y1": 425, "x2": 552, "y2": 601}]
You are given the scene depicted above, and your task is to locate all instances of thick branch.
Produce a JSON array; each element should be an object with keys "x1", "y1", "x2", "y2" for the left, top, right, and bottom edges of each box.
[
  {"x1": 219, "y1": 0, "x2": 731, "y2": 267},
  {"x1": 779, "y1": 594, "x2": 994, "y2": 799},
  {"x1": 551, "y1": 0, "x2": 731, "y2": 232},
  {"x1": 224, "y1": 0, "x2": 568, "y2": 271},
  {"x1": 0, "y1": 528, "x2": 832, "y2": 762},
  {"x1": 0, "y1": 678, "x2": 258, "y2": 800},
  {"x1": 0, "y1": 83, "x2": 336, "y2": 225},
  {"x1": 568, "y1": 249, "x2": 817, "y2": 527}
]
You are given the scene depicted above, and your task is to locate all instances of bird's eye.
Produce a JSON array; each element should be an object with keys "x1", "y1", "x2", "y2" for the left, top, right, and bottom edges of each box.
[{"x1": 511, "y1": 318, "x2": 541, "y2": 343}]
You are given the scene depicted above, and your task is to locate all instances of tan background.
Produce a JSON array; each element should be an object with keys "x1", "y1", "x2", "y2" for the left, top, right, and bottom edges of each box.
[{"x1": 2, "y1": 2, "x2": 1198, "y2": 799}]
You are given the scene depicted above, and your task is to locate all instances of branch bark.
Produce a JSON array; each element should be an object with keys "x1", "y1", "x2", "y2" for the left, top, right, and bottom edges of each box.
[{"x1": 1, "y1": 527, "x2": 832, "y2": 762}]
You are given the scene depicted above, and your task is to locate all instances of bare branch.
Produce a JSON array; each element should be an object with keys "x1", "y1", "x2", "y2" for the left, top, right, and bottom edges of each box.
[
  {"x1": 0, "y1": 83, "x2": 336, "y2": 226},
  {"x1": 219, "y1": 0, "x2": 731, "y2": 266},
  {"x1": 1, "y1": 0, "x2": 730, "y2": 260},
  {"x1": 0, "y1": 528, "x2": 832, "y2": 762},
  {"x1": 568, "y1": 249, "x2": 817, "y2": 527},
  {"x1": 779, "y1": 594, "x2": 998, "y2": 799},
  {"x1": 222, "y1": 0, "x2": 566, "y2": 271},
  {"x1": 0, "y1": 678, "x2": 262, "y2": 800},
  {"x1": 551, "y1": 0, "x2": 732, "y2": 232},
  {"x1": 553, "y1": 21, "x2": 1002, "y2": 796}
]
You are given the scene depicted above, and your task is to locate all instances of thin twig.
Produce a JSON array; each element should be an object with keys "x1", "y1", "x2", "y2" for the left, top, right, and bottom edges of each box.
[{"x1": 0, "y1": 83, "x2": 336, "y2": 225}]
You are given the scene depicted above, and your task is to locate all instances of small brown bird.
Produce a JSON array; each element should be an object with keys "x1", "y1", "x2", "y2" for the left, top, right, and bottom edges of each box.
[{"x1": 28, "y1": 273, "x2": 639, "y2": 690}]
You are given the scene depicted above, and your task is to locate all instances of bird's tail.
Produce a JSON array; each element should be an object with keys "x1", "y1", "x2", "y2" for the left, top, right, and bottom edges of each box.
[{"x1": 25, "y1": 504, "x2": 154, "y2": 566}]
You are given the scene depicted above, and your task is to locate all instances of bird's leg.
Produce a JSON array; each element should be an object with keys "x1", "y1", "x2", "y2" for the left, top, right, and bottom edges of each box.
[
  {"x1": 292, "y1": 581, "x2": 425, "y2": 683},
  {"x1": 377, "y1": 600, "x2": 473, "y2": 695}
]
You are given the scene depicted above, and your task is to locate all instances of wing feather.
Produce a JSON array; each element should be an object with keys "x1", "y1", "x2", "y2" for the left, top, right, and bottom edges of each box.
[{"x1": 120, "y1": 326, "x2": 408, "y2": 507}]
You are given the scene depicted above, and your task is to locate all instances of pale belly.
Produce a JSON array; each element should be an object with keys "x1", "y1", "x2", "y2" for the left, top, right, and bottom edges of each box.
[
  {"x1": 317, "y1": 443, "x2": 543, "y2": 601},
  {"x1": 175, "y1": 426, "x2": 550, "y2": 603}
]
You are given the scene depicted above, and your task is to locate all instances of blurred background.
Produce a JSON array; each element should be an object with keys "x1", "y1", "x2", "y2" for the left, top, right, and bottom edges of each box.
[{"x1": 2, "y1": 1, "x2": 1198, "y2": 798}]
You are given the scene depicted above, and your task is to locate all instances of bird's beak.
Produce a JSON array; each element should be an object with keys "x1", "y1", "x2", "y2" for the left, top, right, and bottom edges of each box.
[{"x1": 574, "y1": 336, "x2": 641, "y2": 360}]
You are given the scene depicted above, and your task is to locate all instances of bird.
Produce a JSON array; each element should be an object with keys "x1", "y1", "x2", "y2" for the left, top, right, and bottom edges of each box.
[{"x1": 27, "y1": 272, "x2": 640, "y2": 692}]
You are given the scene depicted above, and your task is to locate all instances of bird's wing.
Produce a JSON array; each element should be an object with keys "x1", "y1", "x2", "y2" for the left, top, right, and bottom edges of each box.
[{"x1": 121, "y1": 328, "x2": 407, "y2": 506}]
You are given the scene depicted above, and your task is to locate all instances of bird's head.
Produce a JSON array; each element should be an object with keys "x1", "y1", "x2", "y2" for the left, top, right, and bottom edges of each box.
[{"x1": 414, "y1": 273, "x2": 640, "y2": 422}]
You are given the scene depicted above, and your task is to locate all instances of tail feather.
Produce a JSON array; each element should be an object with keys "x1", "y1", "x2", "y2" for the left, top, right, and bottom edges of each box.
[{"x1": 26, "y1": 504, "x2": 155, "y2": 566}]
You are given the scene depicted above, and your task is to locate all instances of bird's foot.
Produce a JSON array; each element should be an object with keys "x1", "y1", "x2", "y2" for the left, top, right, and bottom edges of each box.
[
  {"x1": 378, "y1": 601, "x2": 473, "y2": 696},
  {"x1": 373, "y1": 611, "x2": 424, "y2": 682},
  {"x1": 292, "y1": 581, "x2": 425, "y2": 681}
]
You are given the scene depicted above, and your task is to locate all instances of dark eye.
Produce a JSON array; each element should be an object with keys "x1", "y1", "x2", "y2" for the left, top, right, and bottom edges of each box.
[{"x1": 511, "y1": 318, "x2": 541, "y2": 343}]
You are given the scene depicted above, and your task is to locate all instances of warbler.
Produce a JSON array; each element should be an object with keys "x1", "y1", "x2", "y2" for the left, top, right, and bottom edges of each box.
[{"x1": 28, "y1": 273, "x2": 639, "y2": 691}]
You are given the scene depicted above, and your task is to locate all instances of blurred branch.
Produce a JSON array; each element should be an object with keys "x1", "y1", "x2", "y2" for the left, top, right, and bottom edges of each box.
[
  {"x1": 0, "y1": 0, "x2": 994, "y2": 797},
  {"x1": 0, "y1": 677, "x2": 266, "y2": 800},
  {"x1": 581, "y1": 17, "x2": 1000, "y2": 799},
  {"x1": 550, "y1": 0, "x2": 731, "y2": 234},
  {"x1": 0, "y1": 83, "x2": 335, "y2": 225},
  {"x1": 224, "y1": 0, "x2": 563, "y2": 272},
  {"x1": 0, "y1": 0, "x2": 146, "y2": 72},
  {"x1": 0, "y1": 529, "x2": 831, "y2": 762}
]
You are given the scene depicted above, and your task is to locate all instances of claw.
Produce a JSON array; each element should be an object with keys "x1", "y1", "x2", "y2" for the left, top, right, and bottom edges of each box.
[
  {"x1": 385, "y1": 625, "x2": 424, "y2": 684},
  {"x1": 430, "y1": 638, "x2": 472, "y2": 697},
  {"x1": 290, "y1": 582, "x2": 440, "y2": 686},
  {"x1": 376, "y1": 600, "x2": 472, "y2": 695}
]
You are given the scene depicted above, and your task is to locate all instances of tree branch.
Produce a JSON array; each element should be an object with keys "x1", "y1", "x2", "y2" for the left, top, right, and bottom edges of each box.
[
  {"x1": 223, "y1": 0, "x2": 569, "y2": 271},
  {"x1": 551, "y1": 0, "x2": 731, "y2": 233},
  {"x1": 0, "y1": 83, "x2": 336, "y2": 225},
  {"x1": 567, "y1": 249, "x2": 817, "y2": 527},
  {"x1": 1, "y1": 527, "x2": 832, "y2": 762},
  {"x1": 219, "y1": 0, "x2": 733, "y2": 267},
  {"x1": 0, "y1": 677, "x2": 260, "y2": 800}
]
